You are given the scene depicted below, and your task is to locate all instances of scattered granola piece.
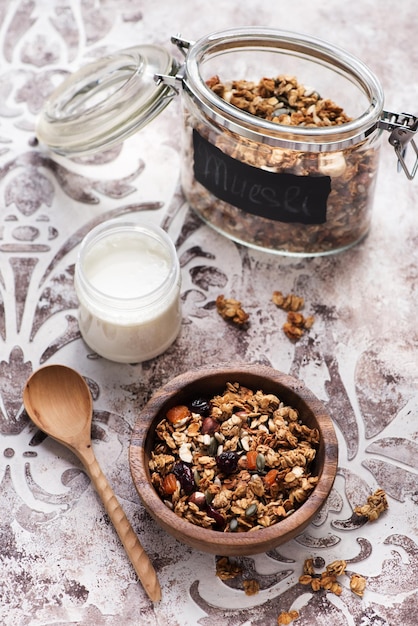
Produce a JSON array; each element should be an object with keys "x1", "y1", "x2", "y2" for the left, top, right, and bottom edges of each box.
[
  {"x1": 215, "y1": 556, "x2": 242, "y2": 580},
  {"x1": 330, "y1": 581, "x2": 343, "y2": 596},
  {"x1": 283, "y1": 311, "x2": 315, "y2": 341},
  {"x1": 287, "y1": 311, "x2": 305, "y2": 327},
  {"x1": 243, "y1": 579, "x2": 260, "y2": 596},
  {"x1": 310, "y1": 577, "x2": 322, "y2": 592},
  {"x1": 272, "y1": 291, "x2": 304, "y2": 312},
  {"x1": 303, "y1": 315, "x2": 315, "y2": 330},
  {"x1": 354, "y1": 488, "x2": 388, "y2": 522},
  {"x1": 216, "y1": 294, "x2": 249, "y2": 326},
  {"x1": 299, "y1": 557, "x2": 367, "y2": 598},
  {"x1": 283, "y1": 321, "x2": 305, "y2": 341},
  {"x1": 302, "y1": 558, "x2": 315, "y2": 576},
  {"x1": 350, "y1": 573, "x2": 367, "y2": 597},
  {"x1": 272, "y1": 291, "x2": 314, "y2": 341},
  {"x1": 326, "y1": 559, "x2": 347, "y2": 577},
  {"x1": 278, "y1": 610, "x2": 299, "y2": 625}
]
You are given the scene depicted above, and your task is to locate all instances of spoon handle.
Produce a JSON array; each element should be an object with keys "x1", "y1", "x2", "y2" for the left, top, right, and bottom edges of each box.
[{"x1": 77, "y1": 447, "x2": 161, "y2": 602}]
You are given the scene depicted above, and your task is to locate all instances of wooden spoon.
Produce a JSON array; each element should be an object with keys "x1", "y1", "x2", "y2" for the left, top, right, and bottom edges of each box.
[{"x1": 23, "y1": 364, "x2": 161, "y2": 602}]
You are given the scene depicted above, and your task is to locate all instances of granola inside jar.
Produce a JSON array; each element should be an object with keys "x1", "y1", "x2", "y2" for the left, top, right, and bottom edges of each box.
[{"x1": 179, "y1": 29, "x2": 384, "y2": 256}]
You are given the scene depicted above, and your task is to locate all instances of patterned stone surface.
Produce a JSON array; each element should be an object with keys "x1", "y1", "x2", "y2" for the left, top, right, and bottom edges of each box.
[{"x1": 0, "y1": 1, "x2": 417, "y2": 625}]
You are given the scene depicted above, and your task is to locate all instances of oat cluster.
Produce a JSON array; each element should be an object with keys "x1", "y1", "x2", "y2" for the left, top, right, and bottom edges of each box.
[
  {"x1": 272, "y1": 290, "x2": 315, "y2": 341},
  {"x1": 299, "y1": 557, "x2": 367, "y2": 598},
  {"x1": 215, "y1": 556, "x2": 243, "y2": 580},
  {"x1": 277, "y1": 610, "x2": 300, "y2": 625},
  {"x1": 215, "y1": 557, "x2": 259, "y2": 596},
  {"x1": 149, "y1": 382, "x2": 319, "y2": 532},
  {"x1": 271, "y1": 291, "x2": 305, "y2": 312},
  {"x1": 215, "y1": 294, "x2": 249, "y2": 326},
  {"x1": 354, "y1": 488, "x2": 388, "y2": 522},
  {"x1": 216, "y1": 290, "x2": 314, "y2": 341}
]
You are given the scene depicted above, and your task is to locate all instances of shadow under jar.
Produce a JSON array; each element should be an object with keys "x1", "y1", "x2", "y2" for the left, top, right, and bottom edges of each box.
[{"x1": 178, "y1": 29, "x2": 384, "y2": 256}]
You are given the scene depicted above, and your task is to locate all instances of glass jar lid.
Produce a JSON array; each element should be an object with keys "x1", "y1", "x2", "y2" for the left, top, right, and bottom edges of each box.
[{"x1": 36, "y1": 45, "x2": 179, "y2": 155}]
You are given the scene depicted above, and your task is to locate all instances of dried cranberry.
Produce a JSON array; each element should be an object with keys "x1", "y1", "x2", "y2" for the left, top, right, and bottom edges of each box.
[
  {"x1": 173, "y1": 461, "x2": 195, "y2": 495},
  {"x1": 216, "y1": 451, "x2": 239, "y2": 475},
  {"x1": 188, "y1": 397, "x2": 211, "y2": 416},
  {"x1": 206, "y1": 505, "x2": 226, "y2": 530}
]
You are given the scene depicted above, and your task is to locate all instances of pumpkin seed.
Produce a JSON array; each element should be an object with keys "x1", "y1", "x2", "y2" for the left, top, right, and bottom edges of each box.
[
  {"x1": 245, "y1": 502, "x2": 258, "y2": 518},
  {"x1": 229, "y1": 518, "x2": 238, "y2": 532},
  {"x1": 208, "y1": 437, "x2": 218, "y2": 457},
  {"x1": 256, "y1": 453, "x2": 265, "y2": 472}
]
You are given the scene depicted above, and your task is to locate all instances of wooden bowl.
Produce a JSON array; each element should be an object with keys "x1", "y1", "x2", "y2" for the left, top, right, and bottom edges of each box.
[{"x1": 129, "y1": 363, "x2": 338, "y2": 556}]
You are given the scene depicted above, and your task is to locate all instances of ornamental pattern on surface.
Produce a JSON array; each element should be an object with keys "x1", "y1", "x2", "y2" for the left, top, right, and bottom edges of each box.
[{"x1": 0, "y1": 3, "x2": 417, "y2": 626}]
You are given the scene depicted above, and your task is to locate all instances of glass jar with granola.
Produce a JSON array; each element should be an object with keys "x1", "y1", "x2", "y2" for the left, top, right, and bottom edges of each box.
[{"x1": 178, "y1": 28, "x2": 385, "y2": 256}]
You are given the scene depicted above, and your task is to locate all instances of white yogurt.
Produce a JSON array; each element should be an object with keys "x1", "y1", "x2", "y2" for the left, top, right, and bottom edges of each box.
[{"x1": 74, "y1": 220, "x2": 181, "y2": 363}]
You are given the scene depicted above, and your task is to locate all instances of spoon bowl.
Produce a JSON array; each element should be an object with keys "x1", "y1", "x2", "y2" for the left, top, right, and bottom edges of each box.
[
  {"x1": 23, "y1": 364, "x2": 161, "y2": 602},
  {"x1": 24, "y1": 364, "x2": 92, "y2": 444}
]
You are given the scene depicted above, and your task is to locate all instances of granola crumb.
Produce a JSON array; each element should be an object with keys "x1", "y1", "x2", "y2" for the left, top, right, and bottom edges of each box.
[
  {"x1": 272, "y1": 291, "x2": 314, "y2": 341},
  {"x1": 354, "y1": 488, "x2": 388, "y2": 522},
  {"x1": 272, "y1": 291, "x2": 304, "y2": 312},
  {"x1": 215, "y1": 556, "x2": 242, "y2": 580},
  {"x1": 243, "y1": 579, "x2": 260, "y2": 595},
  {"x1": 350, "y1": 573, "x2": 367, "y2": 597},
  {"x1": 299, "y1": 557, "x2": 367, "y2": 598},
  {"x1": 216, "y1": 294, "x2": 249, "y2": 326},
  {"x1": 278, "y1": 610, "x2": 299, "y2": 625}
]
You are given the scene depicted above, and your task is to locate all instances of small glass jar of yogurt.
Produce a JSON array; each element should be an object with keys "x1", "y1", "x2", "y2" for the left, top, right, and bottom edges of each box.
[{"x1": 74, "y1": 220, "x2": 181, "y2": 363}]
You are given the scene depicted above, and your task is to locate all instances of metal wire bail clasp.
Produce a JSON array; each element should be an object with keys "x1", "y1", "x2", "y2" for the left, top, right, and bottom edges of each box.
[
  {"x1": 378, "y1": 111, "x2": 418, "y2": 180},
  {"x1": 153, "y1": 35, "x2": 193, "y2": 95}
]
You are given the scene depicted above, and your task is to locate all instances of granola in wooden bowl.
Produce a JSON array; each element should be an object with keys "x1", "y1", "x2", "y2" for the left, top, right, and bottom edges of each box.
[{"x1": 129, "y1": 363, "x2": 338, "y2": 556}]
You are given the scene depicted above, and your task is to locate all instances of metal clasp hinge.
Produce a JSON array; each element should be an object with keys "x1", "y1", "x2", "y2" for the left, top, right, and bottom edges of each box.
[
  {"x1": 170, "y1": 35, "x2": 195, "y2": 57},
  {"x1": 154, "y1": 69, "x2": 184, "y2": 95},
  {"x1": 378, "y1": 111, "x2": 418, "y2": 180},
  {"x1": 153, "y1": 35, "x2": 192, "y2": 94}
]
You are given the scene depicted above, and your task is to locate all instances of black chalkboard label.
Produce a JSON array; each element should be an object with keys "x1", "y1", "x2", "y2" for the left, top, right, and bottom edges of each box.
[{"x1": 193, "y1": 129, "x2": 331, "y2": 225}]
